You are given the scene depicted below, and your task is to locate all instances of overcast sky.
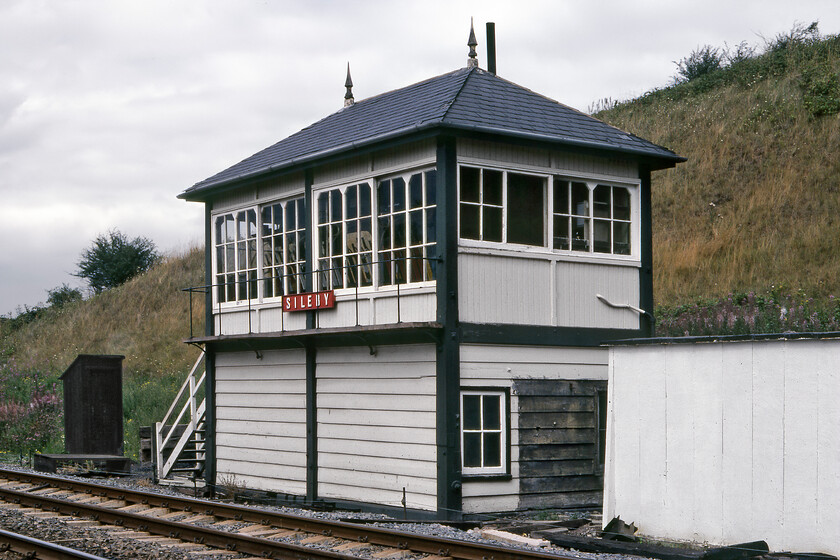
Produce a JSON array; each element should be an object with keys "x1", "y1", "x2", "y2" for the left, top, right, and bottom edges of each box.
[{"x1": 2, "y1": 1, "x2": 838, "y2": 317}]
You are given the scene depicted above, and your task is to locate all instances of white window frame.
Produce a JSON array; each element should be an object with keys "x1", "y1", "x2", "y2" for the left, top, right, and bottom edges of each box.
[
  {"x1": 457, "y1": 164, "x2": 640, "y2": 261},
  {"x1": 260, "y1": 197, "x2": 307, "y2": 300},
  {"x1": 460, "y1": 389, "x2": 508, "y2": 476},
  {"x1": 315, "y1": 181, "x2": 375, "y2": 292},
  {"x1": 376, "y1": 169, "x2": 438, "y2": 286},
  {"x1": 458, "y1": 165, "x2": 547, "y2": 247},
  {"x1": 313, "y1": 166, "x2": 437, "y2": 293},
  {"x1": 212, "y1": 207, "x2": 258, "y2": 305},
  {"x1": 211, "y1": 195, "x2": 306, "y2": 307},
  {"x1": 552, "y1": 178, "x2": 635, "y2": 257}
]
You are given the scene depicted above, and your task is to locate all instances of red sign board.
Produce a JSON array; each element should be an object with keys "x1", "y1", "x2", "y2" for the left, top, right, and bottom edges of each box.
[{"x1": 283, "y1": 290, "x2": 336, "y2": 312}]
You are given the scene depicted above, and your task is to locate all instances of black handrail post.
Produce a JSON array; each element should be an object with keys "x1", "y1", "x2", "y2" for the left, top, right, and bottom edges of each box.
[
  {"x1": 355, "y1": 260, "x2": 360, "y2": 327},
  {"x1": 396, "y1": 258, "x2": 401, "y2": 324},
  {"x1": 188, "y1": 288, "x2": 194, "y2": 339}
]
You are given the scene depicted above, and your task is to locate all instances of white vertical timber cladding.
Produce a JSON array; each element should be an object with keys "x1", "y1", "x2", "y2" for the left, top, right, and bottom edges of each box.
[
  {"x1": 720, "y1": 343, "x2": 754, "y2": 542},
  {"x1": 663, "y1": 345, "x2": 695, "y2": 538},
  {"x1": 458, "y1": 254, "x2": 639, "y2": 329},
  {"x1": 604, "y1": 345, "x2": 656, "y2": 525},
  {"x1": 817, "y1": 341, "x2": 840, "y2": 547},
  {"x1": 211, "y1": 174, "x2": 305, "y2": 213},
  {"x1": 607, "y1": 339, "x2": 840, "y2": 555},
  {"x1": 750, "y1": 342, "x2": 785, "y2": 537},
  {"x1": 691, "y1": 344, "x2": 724, "y2": 543},
  {"x1": 458, "y1": 254, "x2": 551, "y2": 325},
  {"x1": 457, "y1": 139, "x2": 637, "y2": 179},
  {"x1": 634, "y1": 345, "x2": 667, "y2": 533},
  {"x1": 459, "y1": 344, "x2": 608, "y2": 514},
  {"x1": 316, "y1": 345, "x2": 437, "y2": 511},
  {"x1": 554, "y1": 262, "x2": 640, "y2": 328},
  {"x1": 214, "y1": 349, "x2": 307, "y2": 494},
  {"x1": 781, "y1": 340, "x2": 820, "y2": 542}
]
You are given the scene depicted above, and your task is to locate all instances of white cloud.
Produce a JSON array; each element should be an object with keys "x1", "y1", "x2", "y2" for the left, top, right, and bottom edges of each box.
[{"x1": 1, "y1": 0, "x2": 839, "y2": 316}]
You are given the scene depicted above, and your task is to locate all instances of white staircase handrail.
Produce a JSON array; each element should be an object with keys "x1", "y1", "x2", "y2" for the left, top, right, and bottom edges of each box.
[
  {"x1": 159, "y1": 399, "x2": 206, "y2": 478},
  {"x1": 155, "y1": 353, "x2": 207, "y2": 481}
]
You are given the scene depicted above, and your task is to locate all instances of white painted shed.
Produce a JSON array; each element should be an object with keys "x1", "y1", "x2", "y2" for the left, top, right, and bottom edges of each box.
[{"x1": 605, "y1": 336, "x2": 840, "y2": 555}]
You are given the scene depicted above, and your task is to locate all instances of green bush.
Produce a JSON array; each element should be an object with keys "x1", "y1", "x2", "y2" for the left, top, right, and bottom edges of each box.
[
  {"x1": 47, "y1": 284, "x2": 83, "y2": 309},
  {"x1": 674, "y1": 45, "x2": 725, "y2": 83},
  {"x1": 799, "y1": 58, "x2": 840, "y2": 116},
  {"x1": 76, "y1": 229, "x2": 159, "y2": 294}
]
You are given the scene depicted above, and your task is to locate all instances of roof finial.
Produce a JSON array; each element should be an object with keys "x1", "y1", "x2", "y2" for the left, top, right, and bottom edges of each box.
[
  {"x1": 467, "y1": 18, "x2": 478, "y2": 67},
  {"x1": 344, "y1": 62, "x2": 354, "y2": 107}
]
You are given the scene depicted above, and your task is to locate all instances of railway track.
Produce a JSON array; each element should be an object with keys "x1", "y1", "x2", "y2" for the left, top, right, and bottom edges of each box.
[
  {"x1": 0, "y1": 527, "x2": 109, "y2": 560},
  {"x1": 0, "y1": 468, "x2": 576, "y2": 560}
]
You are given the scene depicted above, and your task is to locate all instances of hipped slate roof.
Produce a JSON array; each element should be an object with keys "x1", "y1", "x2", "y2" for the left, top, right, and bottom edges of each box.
[{"x1": 181, "y1": 66, "x2": 683, "y2": 200}]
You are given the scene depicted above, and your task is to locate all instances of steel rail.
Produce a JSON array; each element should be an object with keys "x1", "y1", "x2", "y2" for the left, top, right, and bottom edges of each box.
[
  {"x1": 0, "y1": 468, "x2": 576, "y2": 560},
  {"x1": 0, "y1": 485, "x2": 357, "y2": 560},
  {"x1": 0, "y1": 528, "x2": 109, "y2": 560}
]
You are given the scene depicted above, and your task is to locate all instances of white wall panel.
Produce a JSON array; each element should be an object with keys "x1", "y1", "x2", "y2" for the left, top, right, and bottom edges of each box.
[
  {"x1": 216, "y1": 291, "x2": 435, "y2": 336},
  {"x1": 316, "y1": 345, "x2": 437, "y2": 511},
  {"x1": 459, "y1": 253, "x2": 640, "y2": 329},
  {"x1": 458, "y1": 139, "x2": 637, "y2": 179},
  {"x1": 555, "y1": 262, "x2": 640, "y2": 329},
  {"x1": 607, "y1": 339, "x2": 840, "y2": 556},
  {"x1": 214, "y1": 349, "x2": 307, "y2": 495},
  {"x1": 458, "y1": 254, "x2": 551, "y2": 325}
]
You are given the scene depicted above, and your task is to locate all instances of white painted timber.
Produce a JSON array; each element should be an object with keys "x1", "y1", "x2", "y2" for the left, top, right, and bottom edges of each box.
[
  {"x1": 460, "y1": 345, "x2": 608, "y2": 380},
  {"x1": 458, "y1": 253, "x2": 640, "y2": 329},
  {"x1": 213, "y1": 290, "x2": 435, "y2": 336},
  {"x1": 458, "y1": 138, "x2": 637, "y2": 179},
  {"x1": 606, "y1": 339, "x2": 840, "y2": 555},
  {"x1": 214, "y1": 349, "x2": 307, "y2": 495},
  {"x1": 316, "y1": 344, "x2": 437, "y2": 511},
  {"x1": 312, "y1": 140, "x2": 434, "y2": 187}
]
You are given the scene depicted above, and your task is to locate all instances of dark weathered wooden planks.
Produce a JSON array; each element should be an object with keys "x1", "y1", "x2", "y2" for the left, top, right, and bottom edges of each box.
[{"x1": 513, "y1": 378, "x2": 607, "y2": 509}]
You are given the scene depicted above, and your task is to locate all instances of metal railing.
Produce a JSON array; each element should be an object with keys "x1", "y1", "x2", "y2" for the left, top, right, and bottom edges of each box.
[
  {"x1": 154, "y1": 353, "x2": 206, "y2": 481},
  {"x1": 183, "y1": 255, "x2": 438, "y2": 338}
]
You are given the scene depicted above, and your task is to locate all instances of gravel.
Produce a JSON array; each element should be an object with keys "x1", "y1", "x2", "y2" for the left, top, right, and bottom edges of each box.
[{"x1": 0, "y1": 461, "x2": 655, "y2": 560}]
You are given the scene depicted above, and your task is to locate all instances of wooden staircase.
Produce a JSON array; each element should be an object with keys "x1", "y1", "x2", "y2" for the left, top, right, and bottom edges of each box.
[{"x1": 154, "y1": 354, "x2": 206, "y2": 486}]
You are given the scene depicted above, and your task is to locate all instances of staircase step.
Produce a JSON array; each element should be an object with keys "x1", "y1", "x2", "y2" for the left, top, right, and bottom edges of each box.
[{"x1": 169, "y1": 467, "x2": 204, "y2": 474}]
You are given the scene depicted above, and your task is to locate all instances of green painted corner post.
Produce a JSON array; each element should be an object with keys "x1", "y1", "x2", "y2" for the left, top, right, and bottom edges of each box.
[
  {"x1": 303, "y1": 168, "x2": 319, "y2": 503},
  {"x1": 639, "y1": 166, "x2": 654, "y2": 337},
  {"x1": 435, "y1": 136, "x2": 462, "y2": 520},
  {"x1": 203, "y1": 203, "x2": 217, "y2": 494}
]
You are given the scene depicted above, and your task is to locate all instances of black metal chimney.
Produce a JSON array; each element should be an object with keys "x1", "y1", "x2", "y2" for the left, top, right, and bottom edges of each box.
[{"x1": 486, "y1": 22, "x2": 497, "y2": 74}]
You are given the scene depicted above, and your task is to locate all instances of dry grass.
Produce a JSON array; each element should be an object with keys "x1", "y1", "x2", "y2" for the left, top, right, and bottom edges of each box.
[
  {"x1": 598, "y1": 36, "x2": 840, "y2": 307},
  {"x1": 4, "y1": 245, "x2": 205, "y2": 377}
]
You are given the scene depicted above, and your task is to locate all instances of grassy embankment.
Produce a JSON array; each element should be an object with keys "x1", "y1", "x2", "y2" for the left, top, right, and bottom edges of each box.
[
  {"x1": 594, "y1": 26, "x2": 840, "y2": 334},
  {"x1": 0, "y1": 246, "x2": 204, "y2": 461}
]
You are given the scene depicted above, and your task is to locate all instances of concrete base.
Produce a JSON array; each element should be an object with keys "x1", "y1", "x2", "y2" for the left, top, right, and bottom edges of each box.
[{"x1": 34, "y1": 454, "x2": 131, "y2": 475}]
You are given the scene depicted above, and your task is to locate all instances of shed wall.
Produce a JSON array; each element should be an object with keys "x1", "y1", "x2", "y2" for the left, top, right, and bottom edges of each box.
[{"x1": 605, "y1": 339, "x2": 840, "y2": 555}]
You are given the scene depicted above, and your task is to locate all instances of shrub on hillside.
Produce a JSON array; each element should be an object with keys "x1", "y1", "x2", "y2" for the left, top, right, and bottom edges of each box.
[
  {"x1": 674, "y1": 45, "x2": 725, "y2": 83},
  {"x1": 46, "y1": 284, "x2": 83, "y2": 309},
  {"x1": 799, "y1": 58, "x2": 840, "y2": 117},
  {"x1": 76, "y1": 229, "x2": 159, "y2": 294}
]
